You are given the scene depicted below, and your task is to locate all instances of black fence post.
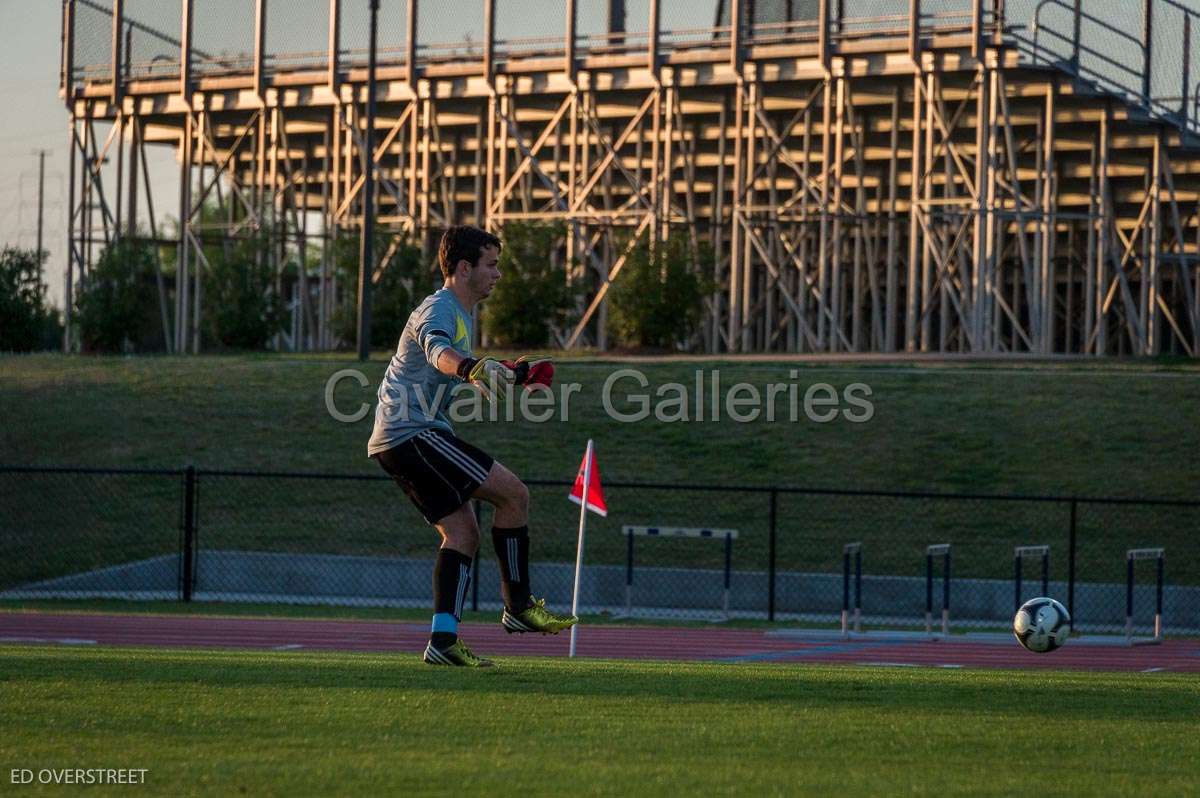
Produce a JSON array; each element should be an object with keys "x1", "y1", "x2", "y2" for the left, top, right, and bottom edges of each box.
[
  {"x1": 471, "y1": 500, "x2": 481, "y2": 612},
  {"x1": 1068, "y1": 499, "x2": 1077, "y2": 631},
  {"x1": 1013, "y1": 552, "x2": 1022, "y2": 613},
  {"x1": 1155, "y1": 553, "x2": 1164, "y2": 631},
  {"x1": 767, "y1": 489, "x2": 777, "y2": 621},
  {"x1": 181, "y1": 465, "x2": 196, "y2": 602}
]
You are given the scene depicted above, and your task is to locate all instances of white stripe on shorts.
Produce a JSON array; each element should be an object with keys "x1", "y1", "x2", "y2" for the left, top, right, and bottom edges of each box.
[
  {"x1": 410, "y1": 438, "x2": 464, "y2": 506},
  {"x1": 421, "y1": 431, "x2": 490, "y2": 484},
  {"x1": 419, "y1": 430, "x2": 490, "y2": 484}
]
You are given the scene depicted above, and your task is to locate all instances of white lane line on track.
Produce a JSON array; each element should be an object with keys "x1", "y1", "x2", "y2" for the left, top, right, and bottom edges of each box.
[
  {"x1": 273, "y1": 644, "x2": 304, "y2": 650},
  {"x1": 863, "y1": 661, "x2": 918, "y2": 667},
  {"x1": 1142, "y1": 667, "x2": 1167, "y2": 673},
  {"x1": 864, "y1": 661, "x2": 963, "y2": 669},
  {"x1": 0, "y1": 636, "x2": 97, "y2": 645}
]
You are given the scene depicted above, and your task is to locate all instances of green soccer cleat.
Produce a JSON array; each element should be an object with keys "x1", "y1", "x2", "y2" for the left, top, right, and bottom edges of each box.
[
  {"x1": 422, "y1": 638, "x2": 494, "y2": 667},
  {"x1": 501, "y1": 597, "x2": 578, "y2": 635}
]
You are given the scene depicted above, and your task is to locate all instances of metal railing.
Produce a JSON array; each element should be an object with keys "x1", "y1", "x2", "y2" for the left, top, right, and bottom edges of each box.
[
  {"x1": 66, "y1": 0, "x2": 1200, "y2": 137},
  {"x1": 64, "y1": 2, "x2": 992, "y2": 89},
  {"x1": 1010, "y1": 0, "x2": 1200, "y2": 131},
  {"x1": 2, "y1": 464, "x2": 1197, "y2": 635}
]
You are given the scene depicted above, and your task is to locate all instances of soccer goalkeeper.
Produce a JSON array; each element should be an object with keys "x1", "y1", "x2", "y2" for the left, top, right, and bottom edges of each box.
[{"x1": 368, "y1": 225, "x2": 577, "y2": 667}]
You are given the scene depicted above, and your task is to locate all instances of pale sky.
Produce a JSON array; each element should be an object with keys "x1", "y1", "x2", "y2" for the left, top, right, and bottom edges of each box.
[{"x1": 1, "y1": 1, "x2": 78, "y2": 309}]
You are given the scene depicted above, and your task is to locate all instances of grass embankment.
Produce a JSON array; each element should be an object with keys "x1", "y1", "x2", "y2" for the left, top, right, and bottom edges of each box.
[{"x1": 2, "y1": 354, "x2": 1198, "y2": 589}]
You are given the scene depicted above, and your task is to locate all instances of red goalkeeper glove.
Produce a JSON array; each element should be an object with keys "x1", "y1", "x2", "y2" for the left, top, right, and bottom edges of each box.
[{"x1": 501, "y1": 355, "x2": 554, "y2": 388}]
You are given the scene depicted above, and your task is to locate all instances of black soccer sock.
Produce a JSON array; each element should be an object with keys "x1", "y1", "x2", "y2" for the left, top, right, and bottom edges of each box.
[
  {"x1": 431, "y1": 547, "x2": 473, "y2": 647},
  {"x1": 491, "y1": 525, "x2": 531, "y2": 612}
]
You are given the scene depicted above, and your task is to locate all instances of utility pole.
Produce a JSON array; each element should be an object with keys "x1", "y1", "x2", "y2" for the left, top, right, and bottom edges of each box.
[
  {"x1": 35, "y1": 149, "x2": 48, "y2": 264},
  {"x1": 357, "y1": 0, "x2": 380, "y2": 361}
]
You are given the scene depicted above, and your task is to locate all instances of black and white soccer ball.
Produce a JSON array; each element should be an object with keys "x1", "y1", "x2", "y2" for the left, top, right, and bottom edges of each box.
[{"x1": 1013, "y1": 597, "x2": 1071, "y2": 653}]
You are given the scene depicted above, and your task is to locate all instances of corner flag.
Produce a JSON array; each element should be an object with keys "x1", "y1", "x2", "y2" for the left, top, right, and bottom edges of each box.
[
  {"x1": 567, "y1": 439, "x2": 605, "y2": 657},
  {"x1": 568, "y1": 441, "x2": 607, "y2": 516}
]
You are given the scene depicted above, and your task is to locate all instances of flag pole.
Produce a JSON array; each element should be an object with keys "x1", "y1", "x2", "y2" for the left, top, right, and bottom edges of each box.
[{"x1": 569, "y1": 438, "x2": 594, "y2": 658}]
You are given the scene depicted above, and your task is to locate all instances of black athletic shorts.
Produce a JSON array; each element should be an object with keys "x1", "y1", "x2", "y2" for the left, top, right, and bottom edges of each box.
[{"x1": 373, "y1": 428, "x2": 495, "y2": 525}]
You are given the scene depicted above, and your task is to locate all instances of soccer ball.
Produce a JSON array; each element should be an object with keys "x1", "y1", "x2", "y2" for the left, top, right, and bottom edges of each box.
[{"x1": 1013, "y1": 597, "x2": 1071, "y2": 653}]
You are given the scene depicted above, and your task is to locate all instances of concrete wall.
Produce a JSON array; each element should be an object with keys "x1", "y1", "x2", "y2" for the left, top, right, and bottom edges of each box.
[{"x1": 4, "y1": 550, "x2": 1195, "y2": 633}]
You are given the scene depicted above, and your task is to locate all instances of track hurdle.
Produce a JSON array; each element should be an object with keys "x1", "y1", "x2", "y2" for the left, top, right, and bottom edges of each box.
[
  {"x1": 1126, "y1": 548, "x2": 1165, "y2": 646},
  {"x1": 1013, "y1": 545, "x2": 1050, "y2": 611},
  {"x1": 841, "y1": 542, "x2": 862, "y2": 637},
  {"x1": 622, "y1": 526, "x2": 738, "y2": 617},
  {"x1": 925, "y1": 544, "x2": 951, "y2": 638}
]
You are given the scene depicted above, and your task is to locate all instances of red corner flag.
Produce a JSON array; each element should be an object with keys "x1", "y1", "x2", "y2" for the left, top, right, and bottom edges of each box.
[{"x1": 568, "y1": 440, "x2": 607, "y2": 517}]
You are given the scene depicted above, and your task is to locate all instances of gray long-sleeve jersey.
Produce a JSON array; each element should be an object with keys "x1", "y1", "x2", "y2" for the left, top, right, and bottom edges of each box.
[{"x1": 367, "y1": 288, "x2": 473, "y2": 456}]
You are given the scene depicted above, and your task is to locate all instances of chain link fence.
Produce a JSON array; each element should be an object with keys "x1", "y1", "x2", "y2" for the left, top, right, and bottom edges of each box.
[
  {"x1": 2, "y1": 465, "x2": 1197, "y2": 637},
  {"x1": 0, "y1": 467, "x2": 183, "y2": 600}
]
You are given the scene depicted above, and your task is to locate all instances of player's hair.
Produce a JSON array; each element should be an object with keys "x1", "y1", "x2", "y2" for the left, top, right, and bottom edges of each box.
[{"x1": 438, "y1": 226, "x2": 502, "y2": 279}]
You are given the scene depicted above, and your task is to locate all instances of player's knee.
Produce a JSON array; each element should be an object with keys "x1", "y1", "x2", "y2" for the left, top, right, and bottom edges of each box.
[
  {"x1": 445, "y1": 525, "x2": 480, "y2": 554},
  {"x1": 438, "y1": 507, "x2": 481, "y2": 553}
]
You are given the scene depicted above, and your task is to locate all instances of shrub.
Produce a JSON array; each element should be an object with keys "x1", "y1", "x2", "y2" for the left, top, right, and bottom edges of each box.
[
  {"x1": 607, "y1": 234, "x2": 712, "y2": 350},
  {"x1": 200, "y1": 235, "x2": 284, "y2": 350},
  {"x1": 75, "y1": 238, "x2": 164, "y2": 353},
  {"x1": 484, "y1": 222, "x2": 577, "y2": 347}
]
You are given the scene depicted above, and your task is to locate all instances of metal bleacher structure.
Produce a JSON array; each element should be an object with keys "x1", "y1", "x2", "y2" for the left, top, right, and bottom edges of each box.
[{"x1": 61, "y1": 0, "x2": 1200, "y2": 356}]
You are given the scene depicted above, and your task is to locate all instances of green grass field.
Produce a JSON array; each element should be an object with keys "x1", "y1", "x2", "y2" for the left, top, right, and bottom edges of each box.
[
  {"x1": 2, "y1": 354, "x2": 1200, "y2": 592},
  {"x1": 2, "y1": 645, "x2": 1196, "y2": 796}
]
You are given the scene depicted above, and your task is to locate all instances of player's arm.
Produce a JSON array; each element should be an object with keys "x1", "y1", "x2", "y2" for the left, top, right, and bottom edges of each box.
[
  {"x1": 416, "y1": 312, "x2": 551, "y2": 392},
  {"x1": 415, "y1": 318, "x2": 515, "y2": 396},
  {"x1": 415, "y1": 313, "x2": 472, "y2": 379},
  {"x1": 434, "y1": 348, "x2": 469, "y2": 379}
]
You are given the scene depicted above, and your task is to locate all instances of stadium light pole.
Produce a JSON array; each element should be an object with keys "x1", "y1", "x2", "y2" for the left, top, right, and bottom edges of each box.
[{"x1": 357, "y1": 0, "x2": 380, "y2": 361}]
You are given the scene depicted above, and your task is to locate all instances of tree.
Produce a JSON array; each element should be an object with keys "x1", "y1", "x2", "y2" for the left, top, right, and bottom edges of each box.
[
  {"x1": 156, "y1": 201, "x2": 285, "y2": 351},
  {"x1": 74, "y1": 238, "x2": 164, "y2": 353},
  {"x1": 0, "y1": 246, "x2": 60, "y2": 352},
  {"x1": 607, "y1": 234, "x2": 712, "y2": 350},
  {"x1": 484, "y1": 222, "x2": 578, "y2": 347},
  {"x1": 199, "y1": 234, "x2": 285, "y2": 350},
  {"x1": 330, "y1": 232, "x2": 432, "y2": 350}
]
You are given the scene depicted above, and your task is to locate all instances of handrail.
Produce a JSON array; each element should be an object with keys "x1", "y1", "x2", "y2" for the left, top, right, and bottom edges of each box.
[
  {"x1": 1019, "y1": 0, "x2": 1200, "y2": 134},
  {"x1": 1030, "y1": 0, "x2": 1144, "y2": 62},
  {"x1": 1030, "y1": 17, "x2": 1143, "y2": 84}
]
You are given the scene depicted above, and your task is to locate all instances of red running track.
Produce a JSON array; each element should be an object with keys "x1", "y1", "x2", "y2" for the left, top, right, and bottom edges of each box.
[{"x1": 1, "y1": 612, "x2": 1197, "y2": 672}]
